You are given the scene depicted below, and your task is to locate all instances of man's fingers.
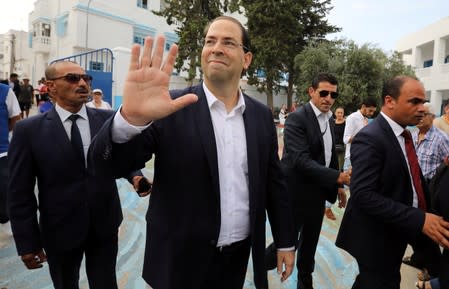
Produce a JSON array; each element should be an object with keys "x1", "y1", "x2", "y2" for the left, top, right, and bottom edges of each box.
[
  {"x1": 151, "y1": 35, "x2": 165, "y2": 69},
  {"x1": 129, "y1": 44, "x2": 142, "y2": 71},
  {"x1": 171, "y1": 94, "x2": 198, "y2": 113},
  {"x1": 162, "y1": 44, "x2": 179, "y2": 75},
  {"x1": 281, "y1": 262, "x2": 294, "y2": 282},
  {"x1": 141, "y1": 37, "x2": 154, "y2": 67}
]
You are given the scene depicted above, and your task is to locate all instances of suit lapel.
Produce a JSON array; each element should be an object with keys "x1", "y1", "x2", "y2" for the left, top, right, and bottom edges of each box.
[
  {"x1": 242, "y1": 95, "x2": 258, "y2": 216},
  {"x1": 304, "y1": 103, "x2": 324, "y2": 148},
  {"x1": 86, "y1": 107, "x2": 103, "y2": 139},
  {"x1": 45, "y1": 107, "x2": 74, "y2": 160},
  {"x1": 377, "y1": 115, "x2": 410, "y2": 176},
  {"x1": 192, "y1": 85, "x2": 220, "y2": 202}
]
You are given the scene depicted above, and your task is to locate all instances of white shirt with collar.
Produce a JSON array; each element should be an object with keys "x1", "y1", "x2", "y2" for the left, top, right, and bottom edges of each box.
[
  {"x1": 343, "y1": 110, "x2": 368, "y2": 159},
  {"x1": 309, "y1": 101, "x2": 333, "y2": 167},
  {"x1": 55, "y1": 103, "x2": 91, "y2": 167},
  {"x1": 380, "y1": 111, "x2": 418, "y2": 208}
]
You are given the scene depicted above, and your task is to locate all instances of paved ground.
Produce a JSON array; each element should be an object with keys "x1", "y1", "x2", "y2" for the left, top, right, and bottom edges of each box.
[{"x1": 0, "y1": 108, "x2": 421, "y2": 289}]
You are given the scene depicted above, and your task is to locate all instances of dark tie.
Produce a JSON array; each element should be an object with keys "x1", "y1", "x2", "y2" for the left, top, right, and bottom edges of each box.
[
  {"x1": 68, "y1": 114, "x2": 85, "y2": 163},
  {"x1": 401, "y1": 130, "x2": 426, "y2": 210}
]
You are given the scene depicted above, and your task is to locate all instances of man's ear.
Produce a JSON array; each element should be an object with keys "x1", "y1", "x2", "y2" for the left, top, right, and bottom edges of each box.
[{"x1": 307, "y1": 87, "x2": 314, "y2": 97}]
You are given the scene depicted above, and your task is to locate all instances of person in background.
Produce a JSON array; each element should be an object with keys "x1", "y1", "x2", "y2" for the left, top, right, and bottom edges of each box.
[
  {"x1": 434, "y1": 101, "x2": 449, "y2": 135},
  {"x1": 8, "y1": 61, "x2": 151, "y2": 289},
  {"x1": 266, "y1": 73, "x2": 350, "y2": 289},
  {"x1": 0, "y1": 83, "x2": 21, "y2": 238},
  {"x1": 279, "y1": 103, "x2": 288, "y2": 126},
  {"x1": 342, "y1": 97, "x2": 377, "y2": 171},
  {"x1": 18, "y1": 77, "x2": 34, "y2": 118},
  {"x1": 86, "y1": 88, "x2": 112, "y2": 110},
  {"x1": 336, "y1": 76, "x2": 449, "y2": 289},
  {"x1": 324, "y1": 106, "x2": 346, "y2": 220},
  {"x1": 89, "y1": 16, "x2": 296, "y2": 289}
]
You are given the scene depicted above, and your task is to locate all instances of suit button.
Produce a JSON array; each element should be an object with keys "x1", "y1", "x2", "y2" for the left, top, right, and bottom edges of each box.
[{"x1": 210, "y1": 240, "x2": 216, "y2": 246}]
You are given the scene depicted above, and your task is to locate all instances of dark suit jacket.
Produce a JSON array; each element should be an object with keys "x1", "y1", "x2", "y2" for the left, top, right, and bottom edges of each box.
[
  {"x1": 281, "y1": 103, "x2": 340, "y2": 215},
  {"x1": 89, "y1": 83, "x2": 295, "y2": 289},
  {"x1": 436, "y1": 167, "x2": 449, "y2": 289},
  {"x1": 8, "y1": 107, "x2": 125, "y2": 255},
  {"x1": 336, "y1": 114, "x2": 426, "y2": 269}
]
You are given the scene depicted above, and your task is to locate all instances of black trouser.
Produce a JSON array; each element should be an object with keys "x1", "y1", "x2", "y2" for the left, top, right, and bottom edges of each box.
[
  {"x1": 409, "y1": 234, "x2": 442, "y2": 277},
  {"x1": 265, "y1": 203, "x2": 325, "y2": 288},
  {"x1": 46, "y1": 231, "x2": 119, "y2": 289},
  {"x1": 201, "y1": 237, "x2": 251, "y2": 289},
  {"x1": 352, "y1": 261, "x2": 402, "y2": 289},
  {"x1": 0, "y1": 156, "x2": 9, "y2": 224}
]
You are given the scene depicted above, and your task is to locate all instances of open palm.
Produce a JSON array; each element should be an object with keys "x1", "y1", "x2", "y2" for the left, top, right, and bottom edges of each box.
[{"x1": 122, "y1": 36, "x2": 198, "y2": 125}]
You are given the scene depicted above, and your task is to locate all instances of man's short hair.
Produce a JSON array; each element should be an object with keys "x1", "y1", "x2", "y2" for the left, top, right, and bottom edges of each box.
[
  {"x1": 10, "y1": 73, "x2": 18, "y2": 78},
  {"x1": 381, "y1": 75, "x2": 418, "y2": 104},
  {"x1": 361, "y1": 97, "x2": 377, "y2": 108},
  {"x1": 423, "y1": 102, "x2": 434, "y2": 115},
  {"x1": 203, "y1": 16, "x2": 251, "y2": 53},
  {"x1": 311, "y1": 73, "x2": 338, "y2": 89}
]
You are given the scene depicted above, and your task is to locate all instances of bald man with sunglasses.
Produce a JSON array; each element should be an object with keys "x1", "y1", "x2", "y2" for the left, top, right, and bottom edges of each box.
[
  {"x1": 266, "y1": 73, "x2": 350, "y2": 289},
  {"x1": 7, "y1": 61, "x2": 152, "y2": 289}
]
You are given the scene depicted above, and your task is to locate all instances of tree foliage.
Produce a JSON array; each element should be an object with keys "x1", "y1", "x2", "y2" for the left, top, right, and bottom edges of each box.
[
  {"x1": 295, "y1": 40, "x2": 415, "y2": 114},
  {"x1": 238, "y1": 0, "x2": 339, "y2": 109}
]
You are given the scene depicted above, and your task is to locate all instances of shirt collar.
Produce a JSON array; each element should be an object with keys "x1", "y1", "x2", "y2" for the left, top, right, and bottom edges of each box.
[
  {"x1": 55, "y1": 103, "x2": 88, "y2": 122},
  {"x1": 309, "y1": 101, "x2": 333, "y2": 120},
  {"x1": 202, "y1": 82, "x2": 246, "y2": 114},
  {"x1": 380, "y1": 111, "x2": 405, "y2": 137}
]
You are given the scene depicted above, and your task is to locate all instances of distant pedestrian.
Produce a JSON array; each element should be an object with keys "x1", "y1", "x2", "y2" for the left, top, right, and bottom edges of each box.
[
  {"x1": 86, "y1": 88, "x2": 112, "y2": 110},
  {"x1": 0, "y1": 83, "x2": 21, "y2": 237},
  {"x1": 18, "y1": 77, "x2": 34, "y2": 118}
]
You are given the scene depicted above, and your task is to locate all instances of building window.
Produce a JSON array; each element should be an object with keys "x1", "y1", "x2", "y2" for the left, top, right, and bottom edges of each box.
[
  {"x1": 133, "y1": 35, "x2": 145, "y2": 45},
  {"x1": 89, "y1": 61, "x2": 104, "y2": 71},
  {"x1": 423, "y1": 59, "x2": 433, "y2": 68},
  {"x1": 137, "y1": 0, "x2": 148, "y2": 9},
  {"x1": 42, "y1": 23, "x2": 51, "y2": 37}
]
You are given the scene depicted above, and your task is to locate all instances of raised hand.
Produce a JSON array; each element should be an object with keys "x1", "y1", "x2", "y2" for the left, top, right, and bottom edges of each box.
[{"x1": 121, "y1": 35, "x2": 198, "y2": 126}]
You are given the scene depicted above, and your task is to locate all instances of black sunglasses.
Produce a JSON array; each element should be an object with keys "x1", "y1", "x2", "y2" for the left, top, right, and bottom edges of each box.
[
  {"x1": 318, "y1": 90, "x2": 338, "y2": 99},
  {"x1": 49, "y1": 73, "x2": 93, "y2": 84}
]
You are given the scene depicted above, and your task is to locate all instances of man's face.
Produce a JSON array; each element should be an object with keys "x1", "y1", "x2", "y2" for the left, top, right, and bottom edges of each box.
[
  {"x1": 201, "y1": 19, "x2": 252, "y2": 86},
  {"x1": 308, "y1": 81, "x2": 337, "y2": 113},
  {"x1": 361, "y1": 105, "x2": 377, "y2": 118},
  {"x1": 386, "y1": 79, "x2": 426, "y2": 126},
  {"x1": 416, "y1": 107, "x2": 434, "y2": 131},
  {"x1": 444, "y1": 105, "x2": 449, "y2": 117},
  {"x1": 47, "y1": 62, "x2": 90, "y2": 111},
  {"x1": 93, "y1": 92, "x2": 103, "y2": 102}
]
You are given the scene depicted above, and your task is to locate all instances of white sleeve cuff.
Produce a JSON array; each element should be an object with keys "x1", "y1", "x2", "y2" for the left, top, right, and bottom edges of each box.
[{"x1": 111, "y1": 106, "x2": 152, "y2": 143}]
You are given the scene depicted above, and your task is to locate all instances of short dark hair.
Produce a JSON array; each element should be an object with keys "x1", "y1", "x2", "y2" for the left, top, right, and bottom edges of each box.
[
  {"x1": 361, "y1": 97, "x2": 377, "y2": 108},
  {"x1": 10, "y1": 73, "x2": 18, "y2": 78},
  {"x1": 203, "y1": 16, "x2": 251, "y2": 53},
  {"x1": 381, "y1": 75, "x2": 418, "y2": 104},
  {"x1": 311, "y1": 73, "x2": 338, "y2": 89}
]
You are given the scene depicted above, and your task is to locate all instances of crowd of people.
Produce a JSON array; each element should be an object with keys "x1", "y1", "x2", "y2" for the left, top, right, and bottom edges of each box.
[{"x1": 0, "y1": 15, "x2": 449, "y2": 289}]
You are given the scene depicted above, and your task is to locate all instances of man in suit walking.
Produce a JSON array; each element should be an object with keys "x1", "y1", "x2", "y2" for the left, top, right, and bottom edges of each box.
[
  {"x1": 7, "y1": 61, "x2": 151, "y2": 289},
  {"x1": 336, "y1": 76, "x2": 449, "y2": 289},
  {"x1": 266, "y1": 73, "x2": 351, "y2": 289},
  {"x1": 89, "y1": 16, "x2": 295, "y2": 289}
]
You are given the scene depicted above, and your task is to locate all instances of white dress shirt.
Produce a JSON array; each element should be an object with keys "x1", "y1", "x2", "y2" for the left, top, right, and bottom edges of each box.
[
  {"x1": 309, "y1": 101, "x2": 333, "y2": 167},
  {"x1": 380, "y1": 112, "x2": 418, "y2": 208},
  {"x1": 343, "y1": 110, "x2": 368, "y2": 159},
  {"x1": 55, "y1": 104, "x2": 91, "y2": 167}
]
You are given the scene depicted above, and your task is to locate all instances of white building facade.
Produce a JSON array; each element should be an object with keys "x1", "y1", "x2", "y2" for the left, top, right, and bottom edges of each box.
[
  {"x1": 396, "y1": 17, "x2": 449, "y2": 116},
  {"x1": 0, "y1": 30, "x2": 33, "y2": 80}
]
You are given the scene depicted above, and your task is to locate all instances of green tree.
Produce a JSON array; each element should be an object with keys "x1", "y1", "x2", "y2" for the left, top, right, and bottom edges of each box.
[
  {"x1": 295, "y1": 40, "x2": 415, "y2": 113},
  {"x1": 240, "y1": 0, "x2": 339, "y2": 109}
]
